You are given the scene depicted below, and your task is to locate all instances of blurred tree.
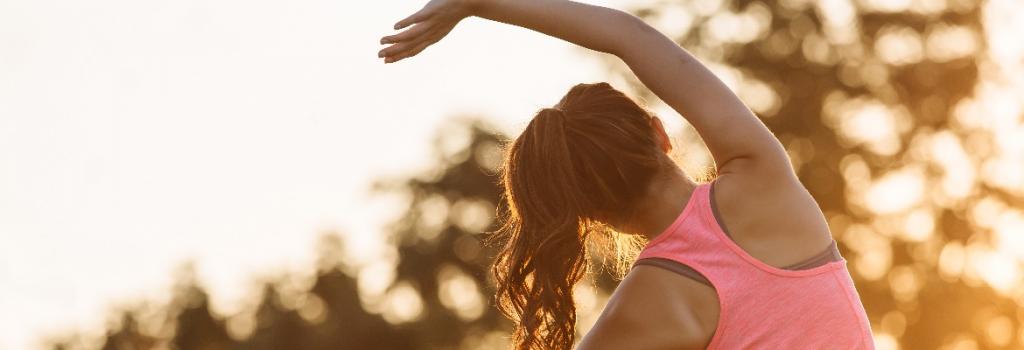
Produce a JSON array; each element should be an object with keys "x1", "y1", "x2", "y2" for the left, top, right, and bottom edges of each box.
[
  {"x1": 600, "y1": 0, "x2": 1023, "y2": 348},
  {"x1": 171, "y1": 284, "x2": 234, "y2": 350},
  {"x1": 98, "y1": 313, "x2": 156, "y2": 350},
  {"x1": 366, "y1": 118, "x2": 515, "y2": 348},
  {"x1": 46, "y1": 119, "x2": 535, "y2": 350}
]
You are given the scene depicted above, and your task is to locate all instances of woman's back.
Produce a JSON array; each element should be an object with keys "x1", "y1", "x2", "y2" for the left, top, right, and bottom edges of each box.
[{"x1": 580, "y1": 175, "x2": 874, "y2": 349}]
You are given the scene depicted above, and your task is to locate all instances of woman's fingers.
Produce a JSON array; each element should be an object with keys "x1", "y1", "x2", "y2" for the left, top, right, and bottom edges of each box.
[
  {"x1": 386, "y1": 39, "x2": 435, "y2": 63},
  {"x1": 380, "y1": 21, "x2": 435, "y2": 45},
  {"x1": 383, "y1": 28, "x2": 448, "y2": 63},
  {"x1": 379, "y1": 40, "x2": 418, "y2": 59},
  {"x1": 394, "y1": 6, "x2": 435, "y2": 30},
  {"x1": 379, "y1": 28, "x2": 436, "y2": 61},
  {"x1": 380, "y1": 1, "x2": 462, "y2": 63}
]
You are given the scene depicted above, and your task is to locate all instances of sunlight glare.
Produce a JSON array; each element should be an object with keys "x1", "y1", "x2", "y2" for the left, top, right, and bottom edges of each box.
[
  {"x1": 844, "y1": 225, "x2": 893, "y2": 280},
  {"x1": 832, "y1": 98, "x2": 905, "y2": 156},
  {"x1": 986, "y1": 315, "x2": 1013, "y2": 347},
  {"x1": 450, "y1": 198, "x2": 495, "y2": 233},
  {"x1": 816, "y1": 0, "x2": 858, "y2": 44},
  {"x1": 358, "y1": 261, "x2": 396, "y2": 313},
  {"x1": 984, "y1": 0, "x2": 1024, "y2": 65},
  {"x1": 929, "y1": 131, "x2": 976, "y2": 201},
  {"x1": 880, "y1": 311, "x2": 907, "y2": 337},
  {"x1": 925, "y1": 24, "x2": 977, "y2": 62},
  {"x1": 873, "y1": 332, "x2": 900, "y2": 350},
  {"x1": 875, "y1": 26, "x2": 924, "y2": 66},
  {"x1": 739, "y1": 77, "x2": 781, "y2": 116},
  {"x1": 857, "y1": 0, "x2": 912, "y2": 12},
  {"x1": 970, "y1": 249, "x2": 1021, "y2": 296},
  {"x1": 901, "y1": 208, "x2": 935, "y2": 242},
  {"x1": 382, "y1": 281, "x2": 423, "y2": 324},
  {"x1": 438, "y1": 265, "x2": 485, "y2": 321},
  {"x1": 296, "y1": 294, "x2": 327, "y2": 324},
  {"x1": 417, "y1": 194, "x2": 450, "y2": 241},
  {"x1": 649, "y1": 3, "x2": 694, "y2": 38},
  {"x1": 864, "y1": 168, "x2": 925, "y2": 214},
  {"x1": 993, "y1": 211, "x2": 1024, "y2": 261},
  {"x1": 887, "y1": 265, "x2": 922, "y2": 303},
  {"x1": 938, "y1": 242, "x2": 966, "y2": 281},
  {"x1": 942, "y1": 334, "x2": 980, "y2": 350}
]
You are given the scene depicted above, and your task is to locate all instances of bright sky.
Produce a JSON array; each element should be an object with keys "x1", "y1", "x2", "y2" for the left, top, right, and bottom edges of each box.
[{"x1": 0, "y1": 0, "x2": 633, "y2": 348}]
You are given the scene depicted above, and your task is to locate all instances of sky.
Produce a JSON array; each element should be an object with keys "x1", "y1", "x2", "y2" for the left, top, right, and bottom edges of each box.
[{"x1": 0, "y1": 0, "x2": 651, "y2": 349}]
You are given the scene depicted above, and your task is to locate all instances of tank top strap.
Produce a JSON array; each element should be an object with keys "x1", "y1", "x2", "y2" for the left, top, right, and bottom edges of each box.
[
  {"x1": 633, "y1": 179, "x2": 842, "y2": 286},
  {"x1": 689, "y1": 180, "x2": 846, "y2": 278},
  {"x1": 636, "y1": 181, "x2": 730, "y2": 264},
  {"x1": 636, "y1": 180, "x2": 822, "y2": 282}
]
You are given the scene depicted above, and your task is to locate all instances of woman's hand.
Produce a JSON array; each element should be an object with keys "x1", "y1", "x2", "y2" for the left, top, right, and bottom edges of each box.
[{"x1": 378, "y1": 0, "x2": 479, "y2": 63}]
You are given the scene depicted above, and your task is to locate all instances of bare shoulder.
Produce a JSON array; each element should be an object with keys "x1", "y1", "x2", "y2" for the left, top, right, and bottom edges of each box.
[
  {"x1": 710, "y1": 168, "x2": 834, "y2": 268},
  {"x1": 577, "y1": 265, "x2": 718, "y2": 350},
  {"x1": 712, "y1": 168, "x2": 810, "y2": 211}
]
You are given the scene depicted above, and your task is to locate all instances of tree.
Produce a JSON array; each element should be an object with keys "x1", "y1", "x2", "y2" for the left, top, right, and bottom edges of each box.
[{"x1": 45, "y1": 119, "x2": 535, "y2": 350}]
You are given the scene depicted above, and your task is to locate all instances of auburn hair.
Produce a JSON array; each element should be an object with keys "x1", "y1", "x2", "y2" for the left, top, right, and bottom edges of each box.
[{"x1": 488, "y1": 82, "x2": 667, "y2": 350}]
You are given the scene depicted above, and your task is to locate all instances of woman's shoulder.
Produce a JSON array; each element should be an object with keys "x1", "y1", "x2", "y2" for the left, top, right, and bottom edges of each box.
[
  {"x1": 579, "y1": 263, "x2": 719, "y2": 350},
  {"x1": 709, "y1": 172, "x2": 835, "y2": 268}
]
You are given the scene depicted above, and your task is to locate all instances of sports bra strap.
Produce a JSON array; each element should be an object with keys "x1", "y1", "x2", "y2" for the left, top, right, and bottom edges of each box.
[
  {"x1": 633, "y1": 239, "x2": 841, "y2": 287},
  {"x1": 631, "y1": 179, "x2": 843, "y2": 287}
]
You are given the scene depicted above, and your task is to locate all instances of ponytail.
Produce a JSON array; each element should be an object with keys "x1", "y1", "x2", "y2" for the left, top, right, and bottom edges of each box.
[{"x1": 488, "y1": 82, "x2": 664, "y2": 350}]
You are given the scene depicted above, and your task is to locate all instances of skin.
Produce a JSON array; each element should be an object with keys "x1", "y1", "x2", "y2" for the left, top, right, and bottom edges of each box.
[{"x1": 379, "y1": 1, "x2": 837, "y2": 348}]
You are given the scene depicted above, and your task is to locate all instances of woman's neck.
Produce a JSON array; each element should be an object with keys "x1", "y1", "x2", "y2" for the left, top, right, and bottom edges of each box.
[{"x1": 629, "y1": 165, "x2": 696, "y2": 241}]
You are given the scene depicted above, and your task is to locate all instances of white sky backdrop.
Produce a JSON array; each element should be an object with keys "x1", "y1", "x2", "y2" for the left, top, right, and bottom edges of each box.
[{"x1": 0, "y1": 0, "x2": 647, "y2": 349}]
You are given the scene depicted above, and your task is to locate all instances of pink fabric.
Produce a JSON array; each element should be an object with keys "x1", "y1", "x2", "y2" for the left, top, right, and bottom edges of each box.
[{"x1": 636, "y1": 182, "x2": 875, "y2": 349}]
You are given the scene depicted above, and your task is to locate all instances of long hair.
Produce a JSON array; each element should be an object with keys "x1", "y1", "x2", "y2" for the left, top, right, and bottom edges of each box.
[{"x1": 488, "y1": 82, "x2": 666, "y2": 350}]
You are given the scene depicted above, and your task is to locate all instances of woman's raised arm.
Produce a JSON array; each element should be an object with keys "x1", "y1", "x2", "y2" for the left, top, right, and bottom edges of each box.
[{"x1": 380, "y1": 0, "x2": 793, "y2": 178}]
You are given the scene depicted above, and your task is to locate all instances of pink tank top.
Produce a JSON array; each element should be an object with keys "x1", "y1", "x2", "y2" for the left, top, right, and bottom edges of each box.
[{"x1": 634, "y1": 182, "x2": 875, "y2": 349}]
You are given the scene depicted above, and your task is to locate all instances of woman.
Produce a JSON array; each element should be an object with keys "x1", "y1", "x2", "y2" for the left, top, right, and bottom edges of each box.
[{"x1": 379, "y1": 0, "x2": 874, "y2": 349}]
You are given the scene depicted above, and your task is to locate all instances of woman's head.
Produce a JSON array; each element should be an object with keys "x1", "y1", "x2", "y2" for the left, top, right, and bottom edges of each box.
[{"x1": 488, "y1": 82, "x2": 675, "y2": 350}]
